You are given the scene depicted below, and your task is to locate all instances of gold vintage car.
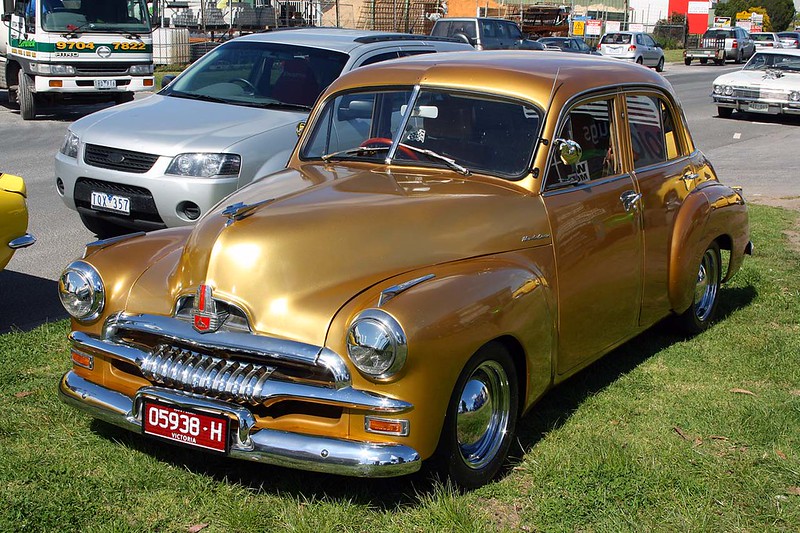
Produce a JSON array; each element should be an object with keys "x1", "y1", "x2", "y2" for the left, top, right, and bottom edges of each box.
[
  {"x1": 1, "y1": 172, "x2": 35, "y2": 271},
  {"x1": 58, "y1": 52, "x2": 751, "y2": 489}
]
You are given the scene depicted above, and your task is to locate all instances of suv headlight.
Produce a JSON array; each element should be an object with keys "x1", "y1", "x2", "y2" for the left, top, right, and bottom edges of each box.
[
  {"x1": 166, "y1": 153, "x2": 241, "y2": 178},
  {"x1": 58, "y1": 261, "x2": 105, "y2": 322},
  {"x1": 346, "y1": 309, "x2": 407, "y2": 380},
  {"x1": 129, "y1": 64, "x2": 154, "y2": 75},
  {"x1": 30, "y1": 63, "x2": 75, "y2": 75},
  {"x1": 60, "y1": 130, "x2": 80, "y2": 158}
]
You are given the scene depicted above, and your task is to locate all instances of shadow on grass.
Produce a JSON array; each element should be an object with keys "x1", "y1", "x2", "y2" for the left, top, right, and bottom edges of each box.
[{"x1": 88, "y1": 284, "x2": 756, "y2": 508}]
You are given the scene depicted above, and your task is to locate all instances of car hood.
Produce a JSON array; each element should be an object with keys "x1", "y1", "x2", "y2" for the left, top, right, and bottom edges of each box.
[
  {"x1": 127, "y1": 164, "x2": 544, "y2": 346},
  {"x1": 70, "y1": 95, "x2": 307, "y2": 154},
  {"x1": 713, "y1": 69, "x2": 800, "y2": 89}
]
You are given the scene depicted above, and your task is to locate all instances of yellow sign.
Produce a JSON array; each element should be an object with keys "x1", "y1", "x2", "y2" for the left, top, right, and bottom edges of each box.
[{"x1": 573, "y1": 20, "x2": 585, "y2": 36}]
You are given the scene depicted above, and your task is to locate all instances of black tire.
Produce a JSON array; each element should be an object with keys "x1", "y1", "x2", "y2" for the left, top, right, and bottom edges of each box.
[
  {"x1": 676, "y1": 241, "x2": 721, "y2": 335},
  {"x1": 684, "y1": 58, "x2": 692, "y2": 66},
  {"x1": 700, "y1": 58, "x2": 708, "y2": 65},
  {"x1": 18, "y1": 74, "x2": 36, "y2": 120},
  {"x1": 635, "y1": 56, "x2": 643, "y2": 65},
  {"x1": 656, "y1": 57, "x2": 665, "y2": 72},
  {"x1": 432, "y1": 342, "x2": 519, "y2": 490},
  {"x1": 734, "y1": 50, "x2": 743, "y2": 64},
  {"x1": 114, "y1": 93, "x2": 135, "y2": 105},
  {"x1": 718, "y1": 106, "x2": 733, "y2": 118},
  {"x1": 714, "y1": 58, "x2": 725, "y2": 66},
  {"x1": 79, "y1": 212, "x2": 131, "y2": 239}
]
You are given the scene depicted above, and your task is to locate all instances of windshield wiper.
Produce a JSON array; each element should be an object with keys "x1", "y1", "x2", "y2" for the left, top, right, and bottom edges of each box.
[
  {"x1": 249, "y1": 101, "x2": 312, "y2": 112},
  {"x1": 396, "y1": 143, "x2": 472, "y2": 176},
  {"x1": 166, "y1": 91, "x2": 229, "y2": 104},
  {"x1": 322, "y1": 145, "x2": 390, "y2": 161},
  {"x1": 62, "y1": 22, "x2": 95, "y2": 38}
]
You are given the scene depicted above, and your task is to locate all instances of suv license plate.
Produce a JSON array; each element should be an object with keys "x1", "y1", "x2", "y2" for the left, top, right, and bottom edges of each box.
[
  {"x1": 94, "y1": 79, "x2": 116, "y2": 90},
  {"x1": 748, "y1": 102, "x2": 769, "y2": 112},
  {"x1": 143, "y1": 400, "x2": 229, "y2": 453},
  {"x1": 91, "y1": 191, "x2": 130, "y2": 214}
]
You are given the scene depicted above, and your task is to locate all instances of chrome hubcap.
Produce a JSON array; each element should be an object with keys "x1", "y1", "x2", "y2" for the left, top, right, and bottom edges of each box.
[
  {"x1": 456, "y1": 360, "x2": 510, "y2": 470},
  {"x1": 693, "y1": 248, "x2": 719, "y2": 321}
]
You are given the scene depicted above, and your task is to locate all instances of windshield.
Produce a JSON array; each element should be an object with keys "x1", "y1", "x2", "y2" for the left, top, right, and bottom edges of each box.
[
  {"x1": 301, "y1": 88, "x2": 542, "y2": 179},
  {"x1": 744, "y1": 52, "x2": 800, "y2": 72},
  {"x1": 162, "y1": 41, "x2": 349, "y2": 109},
  {"x1": 40, "y1": 0, "x2": 151, "y2": 33}
]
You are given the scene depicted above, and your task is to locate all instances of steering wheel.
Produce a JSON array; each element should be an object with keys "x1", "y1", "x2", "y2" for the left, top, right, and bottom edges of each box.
[
  {"x1": 228, "y1": 78, "x2": 256, "y2": 94},
  {"x1": 359, "y1": 137, "x2": 419, "y2": 160}
]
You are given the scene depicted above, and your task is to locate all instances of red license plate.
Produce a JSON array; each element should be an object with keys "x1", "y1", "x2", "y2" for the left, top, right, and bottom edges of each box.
[{"x1": 142, "y1": 400, "x2": 229, "y2": 453}]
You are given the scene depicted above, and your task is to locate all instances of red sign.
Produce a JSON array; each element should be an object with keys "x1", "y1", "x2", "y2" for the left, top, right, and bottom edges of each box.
[{"x1": 143, "y1": 401, "x2": 229, "y2": 453}]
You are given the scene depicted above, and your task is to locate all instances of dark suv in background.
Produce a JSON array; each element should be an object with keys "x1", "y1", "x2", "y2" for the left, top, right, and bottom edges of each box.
[{"x1": 430, "y1": 17, "x2": 545, "y2": 50}]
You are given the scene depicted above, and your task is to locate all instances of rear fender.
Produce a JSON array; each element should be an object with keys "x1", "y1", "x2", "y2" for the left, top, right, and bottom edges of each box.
[{"x1": 669, "y1": 182, "x2": 749, "y2": 314}]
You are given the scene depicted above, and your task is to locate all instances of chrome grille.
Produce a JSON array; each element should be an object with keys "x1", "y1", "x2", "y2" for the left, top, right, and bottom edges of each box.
[
  {"x1": 84, "y1": 144, "x2": 159, "y2": 173},
  {"x1": 141, "y1": 345, "x2": 276, "y2": 405},
  {"x1": 734, "y1": 88, "x2": 759, "y2": 98}
]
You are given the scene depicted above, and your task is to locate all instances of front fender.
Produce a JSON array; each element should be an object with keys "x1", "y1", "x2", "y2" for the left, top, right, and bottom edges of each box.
[
  {"x1": 669, "y1": 182, "x2": 749, "y2": 314},
  {"x1": 326, "y1": 249, "x2": 556, "y2": 460}
]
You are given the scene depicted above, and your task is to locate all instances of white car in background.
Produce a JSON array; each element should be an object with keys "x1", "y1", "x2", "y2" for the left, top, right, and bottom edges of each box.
[
  {"x1": 598, "y1": 31, "x2": 665, "y2": 72},
  {"x1": 711, "y1": 49, "x2": 800, "y2": 118},
  {"x1": 750, "y1": 32, "x2": 785, "y2": 49},
  {"x1": 55, "y1": 28, "x2": 472, "y2": 237}
]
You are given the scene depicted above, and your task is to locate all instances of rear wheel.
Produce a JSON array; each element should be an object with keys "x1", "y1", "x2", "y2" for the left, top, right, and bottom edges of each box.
[
  {"x1": 676, "y1": 241, "x2": 721, "y2": 334},
  {"x1": 636, "y1": 56, "x2": 643, "y2": 65},
  {"x1": 735, "y1": 50, "x2": 743, "y2": 64},
  {"x1": 684, "y1": 58, "x2": 692, "y2": 65},
  {"x1": 700, "y1": 58, "x2": 708, "y2": 65},
  {"x1": 718, "y1": 106, "x2": 733, "y2": 118},
  {"x1": 433, "y1": 342, "x2": 519, "y2": 490},
  {"x1": 656, "y1": 57, "x2": 665, "y2": 72},
  {"x1": 714, "y1": 58, "x2": 725, "y2": 65},
  {"x1": 18, "y1": 74, "x2": 36, "y2": 120},
  {"x1": 79, "y1": 213, "x2": 131, "y2": 239}
]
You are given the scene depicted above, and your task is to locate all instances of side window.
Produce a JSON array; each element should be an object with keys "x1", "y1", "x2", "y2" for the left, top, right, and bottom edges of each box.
[
  {"x1": 546, "y1": 97, "x2": 619, "y2": 187},
  {"x1": 480, "y1": 20, "x2": 496, "y2": 39},
  {"x1": 431, "y1": 21, "x2": 450, "y2": 37},
  {"x1": 359, "y1": 51, "x2": 400, "y2": 67},
  {"x1": 23, "y1": 0, "x2": 35, "y2": 31},
  {"x1": 636, "y1": 34, "x2": 644, "y2": 45},
  {"x1": 645, "y1": 35, "x2": 656, "y2": 47},
  {"x1": 505, "y1": 22, "x2": 523, "y2": 40},
  {"x1": 626, "y1": 94, "x2": 674, "y2": 168}
]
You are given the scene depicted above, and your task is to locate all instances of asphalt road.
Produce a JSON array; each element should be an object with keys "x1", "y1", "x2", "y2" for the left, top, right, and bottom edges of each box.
[{"x1": 0, "y1": 61, "x2": 798, "y2": 331}]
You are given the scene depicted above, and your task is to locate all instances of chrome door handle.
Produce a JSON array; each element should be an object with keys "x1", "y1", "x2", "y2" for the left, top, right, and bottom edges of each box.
[{"x1": 620, "y1": 190, "x2": 642, "y2": 212}]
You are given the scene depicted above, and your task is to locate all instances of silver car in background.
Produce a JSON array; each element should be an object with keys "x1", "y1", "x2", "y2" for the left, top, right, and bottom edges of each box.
[
  {"x1": 598, "y1": 31, "x2": 665, "y2": 72},
  {"x1": 751, "y1": 32, "x2": 785, "y2": 49},
  {"x1": 55, "y1": 28, "x2": 473, "y2": 237}
]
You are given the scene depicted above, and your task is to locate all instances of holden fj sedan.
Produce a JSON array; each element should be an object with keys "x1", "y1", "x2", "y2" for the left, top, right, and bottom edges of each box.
[
  {"x1": 58, "y1": 52, "x2": 751, "y2": 489},
  {"x1": 712, "y1": 49, "x2": 800, "y2": 118},
  {"x1": 1, "y1": 172, "x2": 36, "y2": 271}
]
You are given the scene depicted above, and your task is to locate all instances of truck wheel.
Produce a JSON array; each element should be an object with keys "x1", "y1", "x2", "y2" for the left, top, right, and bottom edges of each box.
[
  {"x1": 718, "y1": 107, "x2": 733, "y2": 118},
  {"x1": 79, "y1": 213, "x2": 130, "y2": 239},
  {"x1": 18, "y1": 74, "x2": 37, "y2": 120},
  {"x1": 684, "y1": 58, "x2": 692, "y2": 66},
  {"x1": 714, "y1": 58, "x2": 725, "y2": 66},
  {"x1": 433, "y1": 342, "x2": 519, "y2": 490},
  {"x1": 656, "y1": 57, "x2": 665, "y2": 72},
  {"x1": 700, "y1": 58, "x2": 708, "y2": 65},
  {"x1": 676, "y1": 241, "x2": 721, "y2": 335}
]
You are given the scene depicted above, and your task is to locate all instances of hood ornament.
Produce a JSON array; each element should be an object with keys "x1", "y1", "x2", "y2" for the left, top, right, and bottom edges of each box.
[
  {"x1": 191, "y1": 284, "x2": 228, "y2": 333},
  {"x1": 221, "y1": 199, "x2": 272, "y2": 226}
]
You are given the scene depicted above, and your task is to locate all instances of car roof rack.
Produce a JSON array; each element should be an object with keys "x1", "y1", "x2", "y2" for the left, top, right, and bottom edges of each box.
[{"x1": 353, "y1": 34, "x2": 464, "y2": 44}]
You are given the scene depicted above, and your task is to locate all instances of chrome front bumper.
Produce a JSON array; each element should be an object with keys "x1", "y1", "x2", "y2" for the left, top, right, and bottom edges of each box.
[{"x1": 59, "y1": 371, "x2": 421, "y2": 477}]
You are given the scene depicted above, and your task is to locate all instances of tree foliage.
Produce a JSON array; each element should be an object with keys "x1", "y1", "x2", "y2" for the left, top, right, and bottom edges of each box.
[{"x1": 715, "y1": 0, "x2": 795, "y2": 31}]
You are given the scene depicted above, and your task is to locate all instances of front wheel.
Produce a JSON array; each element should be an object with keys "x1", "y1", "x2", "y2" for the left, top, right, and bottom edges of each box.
[
  {"x1": 18, "y1": 74, "x2": 37, "y2": 120},
  {"x1": 433, "y1": 342, "x2": 519, "y2": 490},
  {"x1": 656, "y1": 57, "x2": 665, "y2": 72},
  {"x1": 676, "y1": 241, "x2": 721, "y2": 334},
  {"x1": 114, "y1": 93, "x2": 135, "y2": 105},
  {"x1": 684, "y1": 58, "x2": 692, "y2": 66}
]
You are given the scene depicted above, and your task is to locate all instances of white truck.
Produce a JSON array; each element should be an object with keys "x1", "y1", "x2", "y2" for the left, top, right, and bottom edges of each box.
[{"x1": 1, "y1": 0, "x2": 154, "y2": 119}]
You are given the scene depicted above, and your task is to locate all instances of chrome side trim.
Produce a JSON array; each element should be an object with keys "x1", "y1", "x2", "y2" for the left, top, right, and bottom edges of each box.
[
  {"x1": 378, "y1": 274, "x2": 435, "y2": 306},
  {"x1": 102, "y1": 313, "x2": 351, "y2": 385},
  {"x1": 59, "y1": 372, "x2": 421, "y2": 477},
  {"x1": 8, "y1": 233, "x2": 36, "y2": 249},
  {"x1": 69, "y1": 331, "x2": 411, "y2": 413},
  {"x1": 83, "y1": 232, "x2": 145, "y2": 258}
]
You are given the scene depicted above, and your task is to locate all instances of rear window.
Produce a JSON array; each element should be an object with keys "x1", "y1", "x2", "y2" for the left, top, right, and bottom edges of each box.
[
  {"x1": 752, "y1": 33, "x2": 775, "y2": 42},
  {"x1": 702, "y1": 30, "x2": 733, "y2": 39},
  {"x1": 601, "y1": 33, "x2": 631, "y2": 44}
]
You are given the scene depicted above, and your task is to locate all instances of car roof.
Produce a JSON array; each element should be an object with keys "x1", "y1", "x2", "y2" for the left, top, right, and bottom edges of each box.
[
  {"x1": 321, "y1": 51, "x2": 671, "y2": 110},
  {"x1": 751, "y1": 48, "x2": 800, "y2": 56},
  {"x1": 233, "y1": 27, "x2": 465, "y2": 53},
  {"x1": 603, "y1": 31, "x2": 645, "y2": 35}
]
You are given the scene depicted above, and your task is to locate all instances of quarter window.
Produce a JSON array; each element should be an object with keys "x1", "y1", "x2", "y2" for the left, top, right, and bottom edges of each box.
[
  {"x1": 546, "y1": 97, "x2": 619, "y2": 187},
  {"x1": 625, "y1": 94, "x2": 683, "y2": 168}
]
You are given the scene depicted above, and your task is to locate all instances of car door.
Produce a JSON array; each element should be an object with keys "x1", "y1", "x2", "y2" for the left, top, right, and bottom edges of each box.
[{"x1": 542, "y1": 94, "x2": 643, "y2": 375}]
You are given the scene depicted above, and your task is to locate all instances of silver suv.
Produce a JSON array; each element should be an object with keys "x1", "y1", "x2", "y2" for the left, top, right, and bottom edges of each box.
[
  {"x1": 430, "y1": 17, "x2": 545, "y2": 50},
  {"x1": 55, "y1": 28, "x2": 473, "y2": 237}
]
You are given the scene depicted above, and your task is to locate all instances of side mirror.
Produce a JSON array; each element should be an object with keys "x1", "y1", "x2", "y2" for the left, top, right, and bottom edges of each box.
[
  {"x1": 160, "y1": 75, "x2": 176, "y2": 88},
  {"x1": 555, "y1": 139, "x2": 582, "y2": 166},
  {"x1": 1, "y1": 13, "x2": 11, "y2": 22},
  {"x1": 296, "y1": 121, "x2": 306, "y2": 137}
]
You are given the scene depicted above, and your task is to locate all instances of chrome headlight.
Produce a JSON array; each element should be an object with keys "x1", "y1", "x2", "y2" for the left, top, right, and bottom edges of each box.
[
  {"x1": 129, "y1": 64, "x2": 154, "y2": 75},
  {"x1": 713, "y1": 85, "x2": 722, "y2": 94},
  {"x1": 789, "y1": 91, "x2": 800, "y2": 102},
  {"x1": 59, "y1": 130, "x2": 80, "y2": 158},
  {"x1": 166, "y1": 153, "x2": 241, "y2": 178},
  {"x1": 58, "y1": 261, "x2": 105, "y2": 322},
  {"x1": 30, "y1": 63, "x2": 75, "y2": 75},
  {"x1": 346, "y1": 309, "x2": 407, "y2": 380},
  {"x1": 723, "y1": 86, "x2": 734, "y2": 96}
]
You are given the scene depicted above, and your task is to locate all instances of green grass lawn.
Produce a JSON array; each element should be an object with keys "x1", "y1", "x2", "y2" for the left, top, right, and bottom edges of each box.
[{"x1": 1, "y1": 204, "x2": 798, "y2": 531}]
